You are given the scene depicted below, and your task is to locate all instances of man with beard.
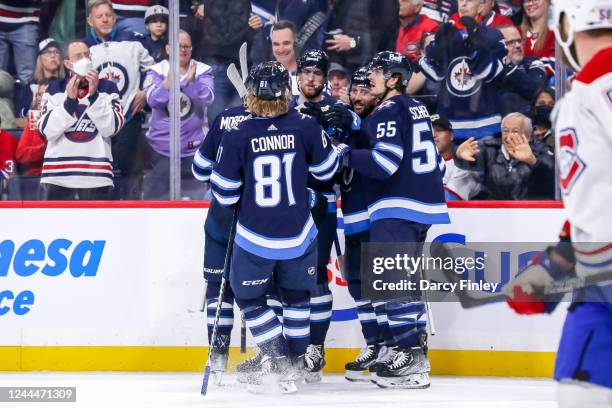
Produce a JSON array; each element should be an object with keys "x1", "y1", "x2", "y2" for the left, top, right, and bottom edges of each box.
[
  {"x1": 292, "y1": 49, "x2": 360, "y2": 382},
  {"x1": 338, "y1": 66, "x2": 387, "y2": 382}
]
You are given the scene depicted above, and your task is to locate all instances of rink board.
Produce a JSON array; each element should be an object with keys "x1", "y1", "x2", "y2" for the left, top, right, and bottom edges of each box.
[{"x1": 0, "y1": 201, "x2": 566, "y2": 376}]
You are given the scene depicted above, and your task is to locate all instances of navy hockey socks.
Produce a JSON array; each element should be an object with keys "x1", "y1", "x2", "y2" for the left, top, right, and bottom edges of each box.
[
  {"x1": 355, "y1": 299, "x2": 380, "y2": 345},
  {"x1": 280, "y1": 289, "x2": 311, "y2": 357},
  {"x1": 205, "y1": 281, "x2": 235, "y2": 344},
  {"x1": 373, "y1": 302, "x2": 395, "y2": 346},
  {"x1": 309, "y1": 283, "x2": 333, "y2": 346},
  {"x1": 385, "y1": 300, "x2": 427, "y2": 348},
  {"x1": 237, "y1": 297, "x2": 288, "y2": 357}
]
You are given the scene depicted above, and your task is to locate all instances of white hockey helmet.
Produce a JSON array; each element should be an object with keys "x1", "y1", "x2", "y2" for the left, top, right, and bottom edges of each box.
[{"x1": 549, "y1": 0, "x2": 612, "y2": 71}]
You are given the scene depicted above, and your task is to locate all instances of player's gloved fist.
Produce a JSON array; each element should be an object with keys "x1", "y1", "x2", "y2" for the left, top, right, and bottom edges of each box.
[
  {"x1": 325, "y1": 103, "x2": 360, "y2": 132},
  {"x1": 301, "y1": 101, "x2": 332, "y2": 128},
  {"x1": 502, "y1": 248, "x2": 569, "y2": 315}
]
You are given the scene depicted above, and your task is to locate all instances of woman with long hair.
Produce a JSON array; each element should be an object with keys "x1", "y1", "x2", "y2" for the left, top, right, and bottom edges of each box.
[{"x1": 519, "y1": 0, "x2": 555, "y2": 59}]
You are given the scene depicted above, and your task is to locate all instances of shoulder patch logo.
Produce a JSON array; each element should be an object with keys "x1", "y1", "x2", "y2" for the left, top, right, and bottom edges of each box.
[{"x1": 558, "y1": 128, "x2": 586, "y2": 195}]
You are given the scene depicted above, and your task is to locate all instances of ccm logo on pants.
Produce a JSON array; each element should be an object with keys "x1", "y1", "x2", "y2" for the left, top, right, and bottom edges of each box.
[{"x1": 242, "y1": 278, "x2": 270, "y2": 286}]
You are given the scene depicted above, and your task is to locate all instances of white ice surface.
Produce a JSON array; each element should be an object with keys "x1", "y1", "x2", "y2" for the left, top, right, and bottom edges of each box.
[{"x1": 0, "y1": 373, "x2": 558, "y2": 408}]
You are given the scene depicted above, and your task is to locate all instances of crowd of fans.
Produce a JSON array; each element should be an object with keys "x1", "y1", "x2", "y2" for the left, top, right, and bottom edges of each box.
[{"x1": 0, "y1": 0, "x2": 560, "y2": 200}]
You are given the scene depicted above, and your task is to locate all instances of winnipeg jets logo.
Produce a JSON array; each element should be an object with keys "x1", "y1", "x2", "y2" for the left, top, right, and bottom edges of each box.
[
  {"x1": 447, "y1": 57, "x2": 480, "y2": 97},
  {"x1": 66, "y1": 115, "x2": 98, "y2": 143},
  {"x1": 558, "y1": 128, "x2": 586, "y2": 195},
  {"x1": 166, "y1": 92, "x2": 193, "y2": 119},
  {"x1": 98, "y1": 63, "x2": 130, "y2": 96}
]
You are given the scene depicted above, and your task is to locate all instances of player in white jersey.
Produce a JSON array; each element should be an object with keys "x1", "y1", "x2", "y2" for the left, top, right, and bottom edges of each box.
[{"x1": 504, "y1": 2, "x2": 612, "y2": 407}]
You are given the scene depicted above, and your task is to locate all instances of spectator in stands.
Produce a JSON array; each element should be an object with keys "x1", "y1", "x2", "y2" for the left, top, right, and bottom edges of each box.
[
  {"x1": 14, "y1": 80, "x2": 49, "y2": 199},
  {"x1": 37, "y1": 39, "x2": 124, "y2": 201},
  {"x1": 143, "y1": 5, "x2": 169, "y2": 63},
  {"x1": 421, "y1": 0, "x2": 457, "y2": 23},
  {"x1": 143, "y1": 30, "x2": 213, "y2": 200},
  {"x1": 0, "y1": 0, "x2": 40, "y2": 86},
  {"x1": 328, "y1": 63, "x2": 350, "y2": 104},
  {"x1": 419, "y1": 5, "x2": 506, "y2": 141},
  {"x1": 478, "y1": 0, "x2": 513, "y2": 27},
  {"x1": 498, "y1": 24, "x2": 548, "y2": 115},
  {"x1": 431, "y1": 113, "x2": 477, "y2": 200},
  {"x1": 530, "y1": 87, "x2": 554, "y2": 148},
  {"x1": 324, "y1": 0, "x2": 372, "y2": 73},
  {"x1": 0, "y1": 70, "x2": 15, "y2": 129},
  {"x1": 86, "y1": 0, "x2": 154, "y2": 199},
  {"x1": 519, "y1": 0, "x2": 554, "y2": 61},
  {"x1": 14, "y1": 39, "x2": 65, "y2": 128},
  {"x1": 111, "y1": 0, "x2": 160, "y2": 35},
  {"x1": 378, "y1": 0, "x2": 439, "y2": 61},
  {"x1": 453, "y1": 112, "x2": 555, "y2": 199},
  {"x1": 196, "y1": 0, "x2": 259, "y2": 123},
  {"x1": 271, "y1": 20, "x2": 300, "y2": 95},
  {"x1": 0, "y1": 114, "x2": 17, "y2": 198}
]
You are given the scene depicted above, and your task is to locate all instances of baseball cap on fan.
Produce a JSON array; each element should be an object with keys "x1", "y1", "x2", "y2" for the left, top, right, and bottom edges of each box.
[
  {"x1": 431, "y1": 114, "x2": 452, "y2": 131},
  {"x1": 328, "y1": 62, "x2": 347, "y2": 79},
  {"x1": 38, "y1": 38, "x2": 62, "y2": 56},
  {"x1": 145, "y1": 5, "x2": 169, "y2": 24}
]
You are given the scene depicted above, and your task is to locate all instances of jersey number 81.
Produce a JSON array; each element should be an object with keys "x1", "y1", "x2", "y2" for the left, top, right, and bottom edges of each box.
[{"x1": 253, "y1": 153, "x2": 296, "y2": 207}]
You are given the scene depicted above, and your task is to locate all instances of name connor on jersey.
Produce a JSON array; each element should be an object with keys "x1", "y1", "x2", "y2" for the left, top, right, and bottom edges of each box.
[{"x1": 251, "y1": 134, "x2": 295, "y2": 153}]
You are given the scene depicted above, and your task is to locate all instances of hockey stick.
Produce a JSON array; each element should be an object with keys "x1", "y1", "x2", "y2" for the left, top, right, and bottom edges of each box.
[
  {"x1": 430, "y1": 242, "x2": 612, "y2": 309},
  {"x1": 240, "y1": 314, "x2": 247, "y2": 353},
  {"x1": 333, "y1": 233, "x2": 346, "y2": 276},
  {"x1": 201, "y1": 207, "x2": 238, "y2": 396},
  {"x1": 238, "y1": 42, "x2": 248, "y2": 83},
  {"x1": 227, "y1": 63, "x2": 247, "y2": 99}
]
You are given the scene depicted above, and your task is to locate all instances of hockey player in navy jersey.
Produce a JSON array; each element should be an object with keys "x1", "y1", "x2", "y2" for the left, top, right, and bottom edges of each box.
[
  {"x1": 192, "y1": 102, "x2": 250, "y2": 381},
  {"x1": 336, "y1": 51, "x2": 450, "y2": 389},
  {"x1": 337, "y1": 67, "x2": 387, "y2": 382},
  {"x1": 290, "y1": 49, "x2": 360, "y2": 379},
  {"x1": 211, "y1": 61, "x2": 339, "y2": 393},
  {"x1": 504, "y1": 1, "x2": 612, "y2": 407}
]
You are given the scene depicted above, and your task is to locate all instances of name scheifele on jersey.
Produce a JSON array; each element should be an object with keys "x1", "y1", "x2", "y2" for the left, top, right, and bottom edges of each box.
[{"x1": 211, "y1": 110, "x2": 339, "y2": 260}]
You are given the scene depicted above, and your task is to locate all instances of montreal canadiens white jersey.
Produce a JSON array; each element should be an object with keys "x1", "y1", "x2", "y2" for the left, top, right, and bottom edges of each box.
[{"x1": 554, "y1": 48, "x2": 612, "y2": 276}]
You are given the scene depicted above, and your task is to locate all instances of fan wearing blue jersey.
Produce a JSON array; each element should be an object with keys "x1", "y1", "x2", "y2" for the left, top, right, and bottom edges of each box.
[
  {"x1": 211, "y1": 61, "x2": 339, "y2": 393},
  {"x1": 336, "y1": 51, "x2": 450, "y2": 389}
]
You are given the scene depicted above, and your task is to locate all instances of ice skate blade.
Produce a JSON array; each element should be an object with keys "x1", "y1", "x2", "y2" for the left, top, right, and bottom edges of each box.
[
  {"x1": 375, "y1": 373, "x2": 431, "y2": 389},
  {"x1": 344, "y1": 370, "x2": 372, "y2": 383},
  {"x1": 304, "y1": 370, "x2": 322, "y2": 384},
  {"x1": 211, "y1": 370, "x2": 224, "y2": 386},
  {"x1": 246, "y1": 379, "x2": 299, "y2": 394}
]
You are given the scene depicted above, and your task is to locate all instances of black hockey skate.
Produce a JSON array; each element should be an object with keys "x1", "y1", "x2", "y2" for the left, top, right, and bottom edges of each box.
[
  {"x1": 344, "y1": 344, "x2": 380, "y2": 382},
  {"x1": 209, "y1": 334, "x2": 230, "y2": 385},
  {"x1": 375, "y1": 347, "x2": 431, "y2": 389},
  {"x1": 246, "y1": 354, "x2": 303, "y2": 394},
  {"x1": 236, "y1": 348, "x2": 264, "y2": 384},
  {"x1": 303, "y1": 344, "x2": 326, "y2": 383},
  {"x1": 369, "y1": 345, "x2": 399, "y2": 384}
]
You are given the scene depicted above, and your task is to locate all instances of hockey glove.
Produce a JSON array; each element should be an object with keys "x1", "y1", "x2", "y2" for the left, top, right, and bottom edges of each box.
[
  {"x1": 427, "y1": 22, "x2": 457, "y2": 68},
  {"x1": 461, "y1": 16, "x2": 487, "y2": 52},
  {"x1": 325, "y1": 103, "x2": 360, "y2": 133},
  {"x1": 301, "y1": 101, "x2": 332, "y2": 129},
  {"x1": 503, "y1": 247, "x2": 572, "y2": 315}
]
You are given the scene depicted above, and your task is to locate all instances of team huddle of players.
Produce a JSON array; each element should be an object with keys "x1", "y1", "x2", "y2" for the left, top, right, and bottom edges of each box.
[{"x1": 192, "y1": 48, "x2": 449, "y2": 393}]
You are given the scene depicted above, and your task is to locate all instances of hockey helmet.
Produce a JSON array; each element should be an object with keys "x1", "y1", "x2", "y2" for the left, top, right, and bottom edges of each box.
[
  {"x1": 369, "y1": 51, "x2": 413, "y2": 86},
  {"x1": 550, "y1": 0, "x2": 612, "y2": 71},
  {"x1": 297, "y1": 49, "x2": 330, "y2": 74},
  {"x1": 145, "y1": 5, "x2": 169, "y2": 24},
  {"x1": 350, "y1": 66, "x2": 371, "y2": 89},
  {"x1": 250, "y1": 61, "x2": 291, "y2": 100}
]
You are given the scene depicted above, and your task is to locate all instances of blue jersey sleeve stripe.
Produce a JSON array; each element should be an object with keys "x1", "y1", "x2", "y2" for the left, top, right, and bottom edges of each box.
[
  {"x1": 194, "y1": 150, "x2": 213, "y2": 169},
  {"x1": 309, "y1": 149, "x2": 338, "y2": 174},
  {"x1": 212, "y1": 190, "x2": 240, "y2": 206},
  {"x1": 311, "y1": 159, "x2": 339, "y2": 181},
  {"x1": 371, "y1": 150, "x2": 399, "y2": 175},
  {"x1": 375, "y1": 142, "x2": 404, "y2": 160},
  {"x1": 210, "y1": 171, "x2": 242, "y2": 190},
  {"x1": 191, "y1": 164, "x2": 210, "y2": 181}
]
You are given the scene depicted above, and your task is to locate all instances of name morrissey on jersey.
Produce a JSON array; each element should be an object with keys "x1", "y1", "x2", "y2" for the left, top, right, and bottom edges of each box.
[
  {"x1": 220, "y1": 115, "x2": 249, "y2": 130},
  {"x1": 251, "y1": 134, "x2": 295, "y2": 153}
]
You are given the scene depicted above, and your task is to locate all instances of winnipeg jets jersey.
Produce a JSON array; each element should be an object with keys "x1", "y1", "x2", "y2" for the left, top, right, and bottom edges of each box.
[
  {"x1": 554, "y1": 48, "x2": 612, "y2": 277},
  {"x1": 211, "y1": 110, "x2": 339, "y2": 260},
  {"x1": 86, "y1": 30, "x2": 154, "y2": 115},
  {"x1": 348, "y1": 95, "x2": 450, "y2": 225},
  {"x1": 38, "y1": 78, "x2": 124, "y2": 188}
]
